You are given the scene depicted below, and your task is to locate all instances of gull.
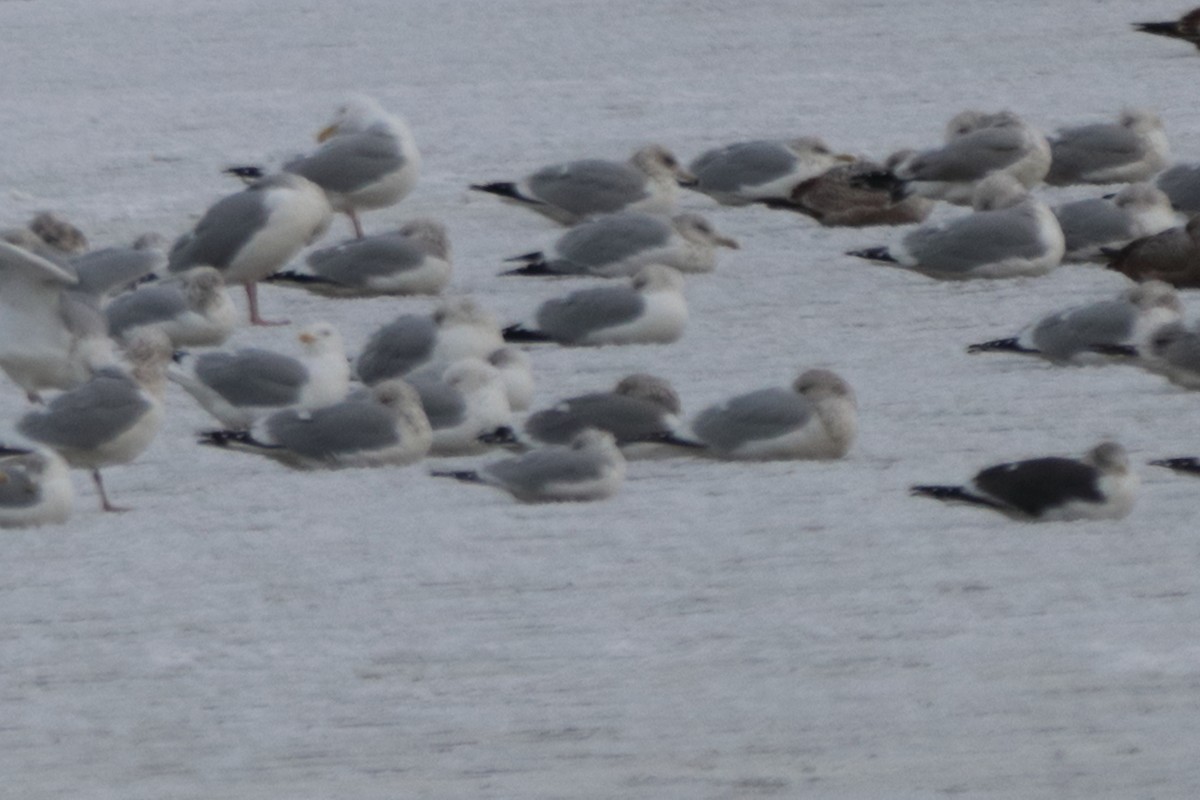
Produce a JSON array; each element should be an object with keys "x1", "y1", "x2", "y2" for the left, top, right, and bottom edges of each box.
[
  {"x1": 486, "y1": 347, "x2": 535, "y2": 411},
  {"x1": 266, "y1": 218, "x2": 451, "y2": 297},
  {"x1": 0, "y1": 240, "x2": 115, "y2": 402},
  {"x1": 502, "y1": 264, "x2": 687, "y2": 346},
  {"x1": 847, "y1": 173, "x2": 1065, "y2": 279},
  {"x1": 501, "y1": 212, "x2": 738, "y2": 278},
  {"x1": 911, "y1": 442, "x2": 1138, "y2": 522},
  {"x1": 71, "y1": 235, "x2": 167, "y2": 299},
  {"x1": 105, "y1": 266, "x2": 237, "y2": 347},
  {"x1": 0, "y1": 446, "x2": 73, "y2": 529},
  {"x1": 690, "y1": 368, "x2": 857, "y2": 460},
  {"x1": 169, "y1": 321, "x2": 349, "y2": 429},
  {"x1": 1150, "y1": 455, "x2": 1200, "y2": 476},
  {"x1": 1046, "y1": 109, "x2": 1171, "y2": 186},
  {"x1": 686, "y1": 137, "x2": 855, "y2": 206},
  {"x1": 199, "y1": 378, "x2": 432, "y2": 469},
  {"x1": 773, "y1": 152, "x2": 935, "y2": 227},
  {"x1": 355, "y1": 298, "x2": 504, "y2": 386},
  {"x1": 470, "y1": 145, "x2": 696, "y2": 225},
  {"x1": 406, "y1": 358, "x2": 513, "y2": 456},
  {"x1": 1123, "y1": 319, "x2": 1200, "y2": 389},
  {"x1": 1105, "y1": 214, "x2": 1200, "y2": 286},
  {"x1": 891, "y1": 110, "x2": 1051, "y2": 204},
  {"x1": 1133, "y1": 7, "x2": 1200, "y2": 50},
  {"x1": 27, "y1": 211, "x2": 89, "y2": 257},
  {"x1": 167, "y1": 172, "x2": 332, "y2": 325},
  {"x1": 284, "y1": 95, "x2": 421, "y2": 238},
  {"x1": 431, "y1": 428, "x2": 625, "y2": 503},
  {"x1": 1156, "y1": 163, "x2": 1200, "y2": 213},
  {"x1": 1054, "y1": 183, "x2": 1177, "y2": 262},
  {"x1": 520, "y1": 373, "x2": 703, "y2": 454},
  {"x1": 16, "y1": 329, "x2": 171, "y2": 512},
  {"x1": 966, "y1": 280, "x2": 1182, "y2": 364}
]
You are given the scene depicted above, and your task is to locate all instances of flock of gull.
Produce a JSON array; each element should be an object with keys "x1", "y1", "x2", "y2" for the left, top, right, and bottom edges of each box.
[{"x1": 3, "y1": 32, "x2": 1200, "y2": 527}]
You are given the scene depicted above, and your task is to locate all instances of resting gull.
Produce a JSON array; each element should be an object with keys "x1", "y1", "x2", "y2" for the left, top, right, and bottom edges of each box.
[
  {"x1": 502, "y1": 212, "x2": 738, "y2": 278},
  {"x1": 1045, "y1": 109, "x2": 1171, "y2": 186},
  {"x1": 1105, "y1": 213, "x2": 1200, "y2": 287},
  {"x1": 774, "y1": 152, "x2": 935, "y2": 227},
  {"x1": 690, "y1": 368, "x2": 857, "y2": 460},
  {"x1": 284, "y1": 95, "x2": 421, "y2": 238},
  {"x1": 966, "y1": 280, "x2": 1182, "y2": 364},
  {"x1": 911, "y1": 442, "x2": 1138, "y2": 522},
  {"x1": 502, "y1": 264, "x2": 687, "y2": 346},
  {"x1": 1054, "y1": 183, "x2": 1177, "y2": 262},
  {"x1": 686, "y1": 137, "x2": 855, "y2": 206},
  {"x1": 847, "y1": 173, "x2": 1065, "y2": 279},
  {"x1": 105, "y1": 266, "x2": 236, "y2": 347},
  {"x1": 431, "y1": 428, "x2": 625, "y2": 503},
  {"x1": 1133, "y1": 7, "x2": 1200, "y2": 50},
  {"x1": 168, "y1": 172, "x2": 332, "y2": 325},
  {"x1": 200, "y1": 378, "x2": 432, "y2": 470},
  {"x1": 17, "y1": 329, "x2": 171, "y2": 512},
  {"x1": 406, "y1": 358, "x2": 513, "y2": 456},
  {"x1": 170, "y1": 321, "x2": 349, "y2": 429},
  {"x1": 0, "y1": 446, "x2": 73, "y2": 529},
  {"x1": 266, "y1": 218, "x2": 451, "y2": 297},
  {"x1": 71, "y1": 235, "x2": 167, "y2": 299},
  {"x1": 1156, "y1": 163, "x2": 1200, "y2": 213},
  {"x1": 471, "y1": 145, "x2": 696, "y2": 225},
  {"x1": 1121, "y1": 320, "x2": 1200, "y2": 389},
  {"x1": 355, "y1": 298, "x2": 504, "y2": 386},
  {"x1": 0, "y1": 240, "x2": 115, "y2": 402},
  {"x1": 486, "y1": 347, "x2": 534, "y2": 411}
]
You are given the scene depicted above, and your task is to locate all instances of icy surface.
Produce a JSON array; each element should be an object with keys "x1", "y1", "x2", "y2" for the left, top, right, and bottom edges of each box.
[{"x1": 2, "y1": 1, "x2": 1200, "y2": 797}]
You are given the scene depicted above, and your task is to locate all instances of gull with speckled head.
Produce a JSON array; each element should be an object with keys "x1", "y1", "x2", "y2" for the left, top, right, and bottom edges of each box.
[
  {"x1": 168, "y1": 173, "x2": 332, "y2": 325},
  {"x1": 471, "y1": 145, "x2": 696, "y2": 225},
  {"x1": 0, "y1": 446, "x2": 73, "y2": 529},
  {"x1": 1054, "y1": 183, "x2": 1177, "y2": 262},
  {"x1": 405, "y1": 358, "x2": 514, "y2": 456},
  {"x1": 912, "y1": 442, "x2": 1138, "y2": 522},
  {"x1": 1046, "y1": 109, "x2": 1171, "y2": 186},
  {"x1": 284, "y1": 95, "x2": 421, "y2": 238},
  {"x1": 105, "y1": 267, "x2": 237, "y2": 347}
]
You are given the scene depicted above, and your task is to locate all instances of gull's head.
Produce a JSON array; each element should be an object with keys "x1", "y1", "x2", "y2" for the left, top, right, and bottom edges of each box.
[
  {"x1": 443, "y1": 358, "x2": 505, "y2": 395},
  {"x1": 298, "y1": 321, "x2": 343, "y2": 352},
  {"x1": 614, "y1": 373, "x2": 681, "y2": 414},
  {"x1": 972, "y1": 173, "x2": 1028, "y2": 211},
  {"x1": 397, "y1": 218, "x2": 451, "y2": 260},
  {"x1": 432, "y1": 297, "x2": 496, "y2": 329},
  {"x1": 793, "y1": 368, "x2": 856, "y2": 405},
  {"x1": 673, "y1": 213, "x2": 739, "y2": 249},
  {"x1": 1112, "y1": 182, "x2": 1172, "y2": 213},
  {"x1": 1120, "y1": 108, "x2": 1163, "y2": 133},
  {"x1": 632, "y1": 144, "x2": 696, "y2": 186},
  {"x1": 317, "y1": 94, "x2": 390, "y2": 141},
  {"x1": 631, "y1": 263, "x2": 685, "y2": 293},
  {"x1": 1085, "y1": 441, "x2": 1130, "y2": 475},
  {"x1": 1126, "y1": 279, "x2": 1182, "y2": 314}
]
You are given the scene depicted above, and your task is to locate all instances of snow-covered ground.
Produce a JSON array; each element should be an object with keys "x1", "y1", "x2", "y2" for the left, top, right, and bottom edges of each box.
[{"x1": 3, "y1": 1, "x2": 1200, "y2": 796}]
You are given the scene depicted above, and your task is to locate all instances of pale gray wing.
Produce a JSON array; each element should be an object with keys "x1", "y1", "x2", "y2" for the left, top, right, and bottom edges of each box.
[
  {"x1": 355, "y1": 315, "x2": 436, "y2": 385},
  {"x1": 692, "y1": 387, "x2": 810, "y2": 451},
  {"x1": 484, "y1": 445, "x2": 609, "y2": 493},
  {"x1": 526, "y1": 160, "x2": 649, "y2": 216},
  {"x1": 286, "y1": 129, "x2": 404, "y2": 194},
  {"x1": 1156, "y1": 164, "x2": 1200, "y2": 212},
  {"x1": 902, "y1": 127, "x2": 1028, "y2": 181},
  {"x1": 1048, "y1": 124, "x2": 1144, "y2": 183},
  {"x1": 526, "y1": 393, "x2": 671, "y2": 444},
  {"x1": 552, "y1": 213, "x2": 673, "y2": 273},
  {"x1": 1161, "y1": 329, "x2": 1200, "y2": 372},
  {"x1": 266, "y1": 401, "x2": 399, "y2": 459},
  {"x1": 193, "y1": 349, "x2": 308, "y2": 406},
  {"x1": 1031, "y1": 300, "x2": 1137, "y2": 359},
  {"x1": 0, "y1": 239, "x2": 78, "y2": 286},
  {"x1": 72, "y1": 247, "x2": 164, "y2": 297},
  {"x1": 903, "y1": 207, "x2": 1046, "y2": 273},
  {"x1": 307, "y1": 233, "x2": 424, "y2": 285},
  {"x1": 168, "y1": 187, "x2": 271, "y2": 272},
  {"x1": 406, "y1": 373, "x2": 466, "y2": 430},
  {"x1": 690, "y1": 141, "x2": 796, "y2": 191},
  {"x1": 1054, "y1": 198, "x2": 1133, "y2": 252},
  {"x1": 105, "y1": 284, "x2": 188, "y2": 338},
  {"x1": 18, "y1": 368, "x2": 149, "y2": 450},
  {"x1": 535, "y1": 286, "x2": 645, "y2": 343},
  {"x1": 0, "y1": 454, "x2": 43, "y2": 509}
]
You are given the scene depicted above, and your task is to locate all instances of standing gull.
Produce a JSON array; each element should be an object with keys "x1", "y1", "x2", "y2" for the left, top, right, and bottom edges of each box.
[
  {"x1": 17, "y1": 330, "x2": 171, "y2": 512},
  {"x1": 848, "y1": 173, "x2": 1065, "y2": 279},
  {"x1": 200, "y1": 379, "x2": 432, "y2": 469},
  {"x1": 284, "y1": 95, "x2": 421, "y2": 238},
  {"x1": 170, "y1": 321, "x2": 349, "y2": 429},
  {"x1": 966, "y1": 280, "x2": 1182, "y2": 364},
  {"x1": 266, "y1": 218, "x2": 451, "y2": 297},
  {"x1": 168, "y1": 173, "x2": 332, "y2": 325},
  {"x1": 355, "y1": 298, "x2": 504, "y2": 386},
  {"x1": 1045, "y1": 109, "x2": 1171, "y2": 186},
  {"x1": 471, "y1": 145, "x2": 696, "y2": 225},
  {"x1": 105, "y1": 267, "x2": 237, "y2": 347},
  {"x1": 431, "y1": 428, "x2": 626, "y2": 503},
  {"x1": 911, "y1": 442, "x2": 1138, "y2": 522},
  {"x1": 686, "y1": 138, "x2": 855, "y2": 206},
  {"x1": 0, "y1": 446, "x2": 73, "y2": 529},
  {"x1": 1054, "y1": 183, "x2": 1177, "y2": 262},
  {"x1": 690, "y1": 369, "x2": 857, "y2": 460},
  {"x1": 502, "y1": 212, "x2": 738, "y2": 278},
  {"x1": 503, "y1": 264, "x2": 687, "y2": 346}
]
